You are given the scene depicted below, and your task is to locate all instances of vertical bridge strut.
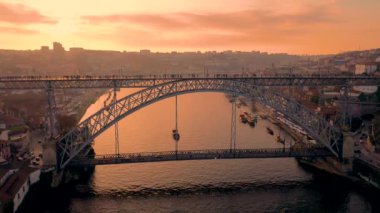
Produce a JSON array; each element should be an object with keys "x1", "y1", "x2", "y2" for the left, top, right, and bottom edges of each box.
[
  {"x1": 113, "y1": 84, "x2": 120, "y2": 156},
  {"x1": 172, "y1": 95, "x2": 180, "y2": 159},
  {"x1": 230, "y1": 94, "x2": 237, "y2": 153}
]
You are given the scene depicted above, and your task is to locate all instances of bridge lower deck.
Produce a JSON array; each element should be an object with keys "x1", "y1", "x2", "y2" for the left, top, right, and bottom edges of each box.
[{"x1": 68, "y1": 148, "x2": 333, "y2": 166}]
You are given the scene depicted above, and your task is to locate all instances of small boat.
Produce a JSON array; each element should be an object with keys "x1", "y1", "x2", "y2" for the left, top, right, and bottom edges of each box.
[
  {"x1": 248, "y1": 118, "x2": 256, "y2": 127},
  {"x1": 240, "y1": 114, "x2": 248, "y2": 123},
  {"x1": 276, "y1": 135, "x2": 285, "y2": 144},
  {"x1": 266, "y1": 127, "x2": 274, "y2": 135},
  {"x1": 244, "y1": 112, "x2": 255, "y2": 126}
]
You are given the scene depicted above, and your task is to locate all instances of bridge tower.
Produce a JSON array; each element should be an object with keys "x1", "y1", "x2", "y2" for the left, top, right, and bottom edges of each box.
[
  {"x1": 341, "y1": 85, "x2": 351, "y2": 128},
  {"x1": 46, "y1": 81, "x2": 57, "y2": 138}
]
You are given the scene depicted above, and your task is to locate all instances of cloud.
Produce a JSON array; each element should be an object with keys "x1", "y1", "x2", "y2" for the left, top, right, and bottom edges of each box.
[
  {"x1": 0, "y1": 2, "x2": 57, "y2": 24},
  {"x1": 80, "y1": 1, "x2": 380, "y2": 54},
  {"x1": 0, "y1": 26, "x2": 38, "y2": 34},
  {"x1": 82, "y1": 4, "x2": 339, "y2": 31},
  {"x1": 80, "y1": 4, "x2": 339, "y2": 50}
]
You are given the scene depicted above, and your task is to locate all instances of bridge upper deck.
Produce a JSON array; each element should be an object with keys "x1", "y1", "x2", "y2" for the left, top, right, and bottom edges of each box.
[{"x1": 0, "y1": 74, "x2": 380, "y2": 89}]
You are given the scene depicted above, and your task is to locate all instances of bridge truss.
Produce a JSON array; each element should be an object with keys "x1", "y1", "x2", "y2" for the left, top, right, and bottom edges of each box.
[{"x1": 56, "y1": 78, "x2": 343, "y2": 170}]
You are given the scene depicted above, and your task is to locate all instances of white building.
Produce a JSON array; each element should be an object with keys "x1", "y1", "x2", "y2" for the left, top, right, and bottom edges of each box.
[
  {"x1": 353, "y1": 86, "x2": 378, "y2": 94},
  {"x1": 12, "y1": 169, "x2": 40, "y2": 212},
  {"x1": 355, "y1": 62, "x2": 378, "y2": 75}
]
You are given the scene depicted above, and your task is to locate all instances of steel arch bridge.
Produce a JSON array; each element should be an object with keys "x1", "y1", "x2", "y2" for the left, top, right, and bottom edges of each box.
[{"x1": 56, "y1": 78, "x2": 343, "y2": 170}]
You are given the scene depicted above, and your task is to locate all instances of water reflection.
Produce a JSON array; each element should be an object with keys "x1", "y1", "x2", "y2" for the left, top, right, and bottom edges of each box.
[{"x1": 62, "y1": 89, "x2": 375, "y2": 213}]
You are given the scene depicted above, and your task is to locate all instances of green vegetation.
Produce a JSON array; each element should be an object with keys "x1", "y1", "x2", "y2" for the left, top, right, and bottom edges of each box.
[
  {"x1": 57, "y1": 114, "x2": 79, "y2": 132},
  {"x1": 8, "y1": 125, "x2": 28, "y2": 134}
]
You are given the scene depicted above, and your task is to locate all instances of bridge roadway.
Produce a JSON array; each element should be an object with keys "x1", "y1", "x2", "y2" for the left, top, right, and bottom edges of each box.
[
  {"x1": 66, "y1": 147, "x2": 333, "y2": 166},
  {"x1": 1, "y1": 74, "x2": 380, "y2": 89}
]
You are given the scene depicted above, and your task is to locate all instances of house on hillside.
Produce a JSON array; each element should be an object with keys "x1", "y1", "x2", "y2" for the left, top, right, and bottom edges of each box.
[{"x1": 355, "y1": 62, "x2": 379, "y2": 75}]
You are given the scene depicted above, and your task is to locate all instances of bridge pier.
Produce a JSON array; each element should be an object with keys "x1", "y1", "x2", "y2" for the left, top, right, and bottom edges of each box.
[
  {"x1": 46, "y1": 81, "x2": 58, "y2": 138},
  {"x1": 51, "y1": 170, "x2": 64, "y2": 188},
  {"x1": 341, "y1": 131, "x2": 355, "y2": 173}
]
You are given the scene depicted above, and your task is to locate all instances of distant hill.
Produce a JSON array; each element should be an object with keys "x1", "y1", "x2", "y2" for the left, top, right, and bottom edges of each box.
[{"x1": 0, "y1": 48, "x2": 302, "y2": 76}]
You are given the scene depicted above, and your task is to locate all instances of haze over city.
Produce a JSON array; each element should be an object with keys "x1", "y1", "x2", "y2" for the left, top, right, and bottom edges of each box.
[{"x1": 0, "y1": 0, "x2": 380, "y2": 54}]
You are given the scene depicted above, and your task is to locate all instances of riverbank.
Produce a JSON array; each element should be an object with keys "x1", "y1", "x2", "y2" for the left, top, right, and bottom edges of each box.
[{"x1": 254, "y1": 101, "x2": 380, "y2": 192}]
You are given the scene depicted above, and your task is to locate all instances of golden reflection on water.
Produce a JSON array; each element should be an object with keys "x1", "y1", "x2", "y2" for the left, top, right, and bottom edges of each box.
[{"x1": 81, "y1": 89, "x2": 293, "y2": 155}]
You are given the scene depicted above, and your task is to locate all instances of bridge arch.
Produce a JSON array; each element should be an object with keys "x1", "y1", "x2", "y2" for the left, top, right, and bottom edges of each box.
[{"x1": 57, "y1": 79, "x2": 342, "y2": 170}]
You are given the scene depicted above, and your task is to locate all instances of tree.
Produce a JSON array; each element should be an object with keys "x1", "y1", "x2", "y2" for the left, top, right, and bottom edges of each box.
[{"x1": 57, "y1": 114, "x2": 78, "y2": 132}]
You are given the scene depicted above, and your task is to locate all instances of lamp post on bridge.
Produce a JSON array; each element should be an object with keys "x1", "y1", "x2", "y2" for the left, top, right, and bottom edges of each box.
[{"x1": 230, "y1": 94, "x2": 237, "y2": 156}]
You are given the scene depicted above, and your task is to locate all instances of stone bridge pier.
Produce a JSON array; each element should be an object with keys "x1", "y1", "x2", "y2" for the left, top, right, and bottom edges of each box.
[{"x1": 341, "y1": 131, "x2": 355, "y2": 173}]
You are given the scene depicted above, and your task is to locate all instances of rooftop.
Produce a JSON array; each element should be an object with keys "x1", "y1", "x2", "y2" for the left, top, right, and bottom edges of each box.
[
  {"x1": 356, "y1": 61, "x2": 379, "y2": 66},
  {"x1": 0, "y1": 167, "x2": 38, "y2": 199}
]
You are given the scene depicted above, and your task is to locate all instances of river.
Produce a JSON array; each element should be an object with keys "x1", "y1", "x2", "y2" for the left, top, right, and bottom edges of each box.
[{"x1": 22, "y1": 89, "x2": 379, "y2": 212}]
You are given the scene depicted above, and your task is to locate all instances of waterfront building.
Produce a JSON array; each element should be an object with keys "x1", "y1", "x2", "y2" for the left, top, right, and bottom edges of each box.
[{"x1": 0, "y1": 168, "x2": 40, "y2": 213}]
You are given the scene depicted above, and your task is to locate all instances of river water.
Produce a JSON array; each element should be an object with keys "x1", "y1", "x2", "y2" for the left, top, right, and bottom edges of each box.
[{"x1": 23, "y1": 89, "x2": 379, "y2": 212}]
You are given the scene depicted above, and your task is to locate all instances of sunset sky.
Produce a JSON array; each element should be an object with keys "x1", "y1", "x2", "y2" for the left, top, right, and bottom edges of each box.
[{"x1": 0, "y1": 0, "x2": 379, "y2": 54}]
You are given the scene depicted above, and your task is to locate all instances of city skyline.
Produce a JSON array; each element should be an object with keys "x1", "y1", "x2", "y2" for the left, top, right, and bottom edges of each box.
[{"x1": 0, "y1": 0, "x2": 379, "y2": 55}]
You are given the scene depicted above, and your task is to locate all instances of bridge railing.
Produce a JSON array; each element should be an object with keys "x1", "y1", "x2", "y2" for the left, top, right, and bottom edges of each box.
[
  {"x1": 71, "y1": 147, "x2": 331, "y2": 162},
  {"x1": 0, "y1": 73, "x2": 374, "y2": 82}
]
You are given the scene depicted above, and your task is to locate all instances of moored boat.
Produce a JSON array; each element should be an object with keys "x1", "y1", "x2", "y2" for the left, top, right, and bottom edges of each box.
[
  {"x1": 240, "y1": 114, "x2": 248, "y2": 123},
  {"x1": 276, "y1": 135, "x2": 285, "y2": 144},
  {"x1": 248, "y1": 118, "x2": 256, "y2": 127},
  {"x1": 266, "y1": 127, "x2": 274, "y2": 135}
]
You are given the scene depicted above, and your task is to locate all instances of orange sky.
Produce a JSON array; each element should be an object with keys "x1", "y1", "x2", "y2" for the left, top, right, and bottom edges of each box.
[{"x1": 0, "y1": 0, "x2": 379, "y2": 54}]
